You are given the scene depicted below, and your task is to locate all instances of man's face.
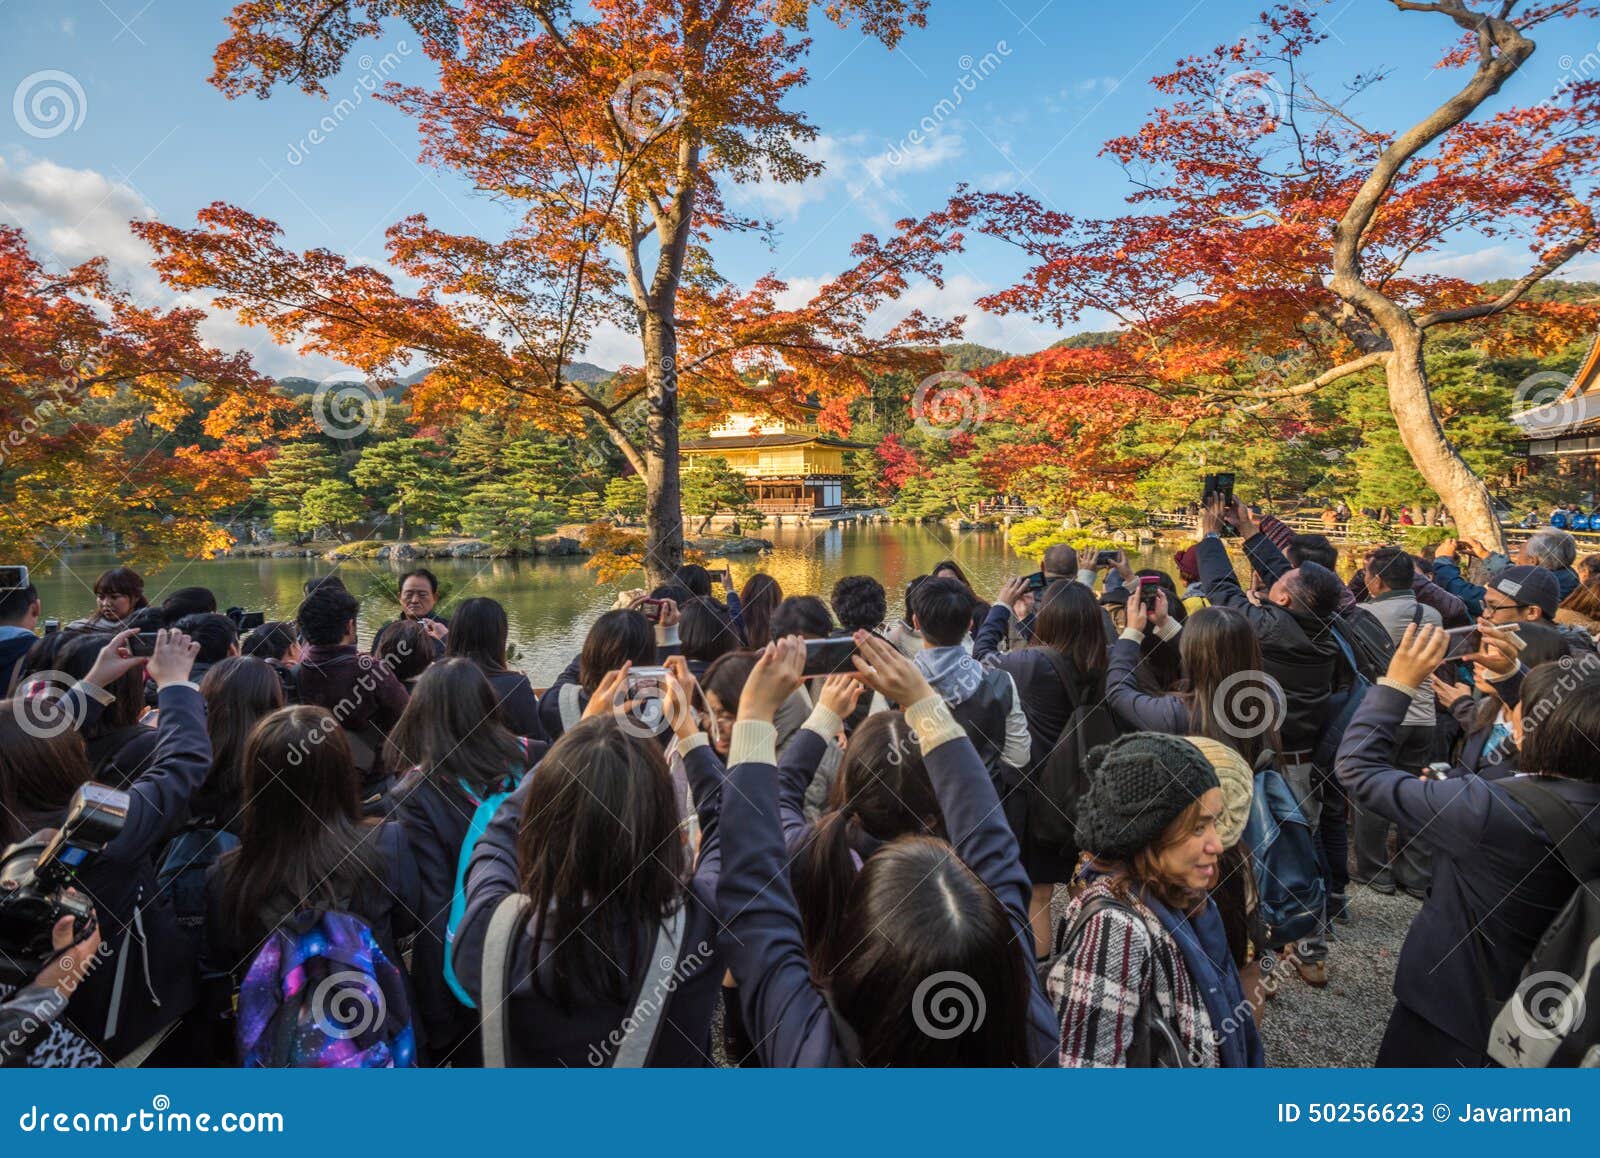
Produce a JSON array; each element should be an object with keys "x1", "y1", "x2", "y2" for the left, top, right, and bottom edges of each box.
[
  {"x1": 1267, "y1": 570, "x2": 1297, "y2": 610},
  {"x1": 400, "y1": 578, "x2": 436, "y2": 618},
  {"x1": 1482, "y1": 589, "x2": 1539, "y2": 624}
]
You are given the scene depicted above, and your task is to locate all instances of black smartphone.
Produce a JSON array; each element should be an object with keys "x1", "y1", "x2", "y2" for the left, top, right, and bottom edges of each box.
[
  {"x1": 0, "y1": 565, "x2": 28, "y2": 590},
  {"x1": 1024, "y1": 571, "x2": 1049, "y2": 594},
  {"x1": 1095, "y1": 550, "x2": 1120, "y2": 568},
  {"x1": 128, "y1": 631, "x2": 161, "y2": 657},
  {"x1": 1201, "y1": 472, "x2": 1236, "y2": 505},
  {"x1": 802, "y1": 636, "x2": 858, "y2": 677},
  {"x1": 42, "y1": 619, "x2": 60, "y2": 635}
]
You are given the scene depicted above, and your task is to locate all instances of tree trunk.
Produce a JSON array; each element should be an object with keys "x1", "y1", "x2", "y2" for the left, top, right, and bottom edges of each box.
[
  {"x1": 1384, "y1": 341, "x2": 1505, "y2": 551},
  {"x1": 642, "y1": 318, "x2": 684, "y2": 586}
]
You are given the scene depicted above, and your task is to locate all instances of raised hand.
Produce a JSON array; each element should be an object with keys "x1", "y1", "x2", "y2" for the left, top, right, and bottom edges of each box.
[
  {"x1": 737, "y1": 636, "x2": 806, "y2": 723},
  {"x1": 1387, "y1": 622, "x2": 1449, "y2": 689}
]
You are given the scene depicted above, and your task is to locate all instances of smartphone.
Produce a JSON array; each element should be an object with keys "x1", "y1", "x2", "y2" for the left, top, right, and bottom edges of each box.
[
  {"x1": 42, "y1": 619, "x2": 60, "y2": 635},
  {"x1": 1201, "y1": 472, "x2": 1236, "y2": 504},
  {"x1": 1423, "y1": 762, "x2": 1453, "y2": 782},
  {"x1": 637, "y1": 598, "x2": 664, "y2": 624},
  {"x1": 802, "y1": 636, "x2": 858, "y2": 677},
  {"x1": 238, "y1": 610, "x2": 265, "y2": 630},
  {"x1": 128, "y1": 631, "x2": 161, "y2": 657},
  {"x1": 0, "y1": 565, "x2": 28, "y2": 590},
  {"x1": 1024, "y1": 571, "x2": 1049, "y2": 594},
  {"x1": 1094, "y1": 551, "x2": 1120, "y2": 568},
  {"x1": 1138, "y1": 575, "x2": 1162, "y2": 610}
]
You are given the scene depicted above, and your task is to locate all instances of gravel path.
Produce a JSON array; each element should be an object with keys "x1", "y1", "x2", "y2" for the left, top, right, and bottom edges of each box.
[{"x1": 1259, "y1": 885, "x2": 1422, "y2": 1067}]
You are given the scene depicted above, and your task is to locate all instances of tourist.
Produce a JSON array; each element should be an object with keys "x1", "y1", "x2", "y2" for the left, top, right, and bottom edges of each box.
[
  {"x1": 539, "y1": 607, "x2": 657, "y2": 738},
  {"x1": 241, "y1": 620, "x2": 301, "y2": 665},
  {"x1": 699, "y1": 650, "x2": 758, "y2": 762},
  {"x1": 398, "y1": 568, "x2": 448, "y2": 627},
  {"x1": 884, "y1": 575, "x2": 927, "y2": 659},
  {"x1": 0, "y1": 908, "x2": 104, "y2": 1069},
  {"x1": 980, "y1": 578, "x2": 1113, "y2": 955},
  {"x1": 0, "y1": 627, "x2": 207, "y2": 1064},
  {"x1": 903, "y1": 576, "x2": 1031, "y2": 777},
  {"x1": 443, "y1": 596, "x2": 544, "y2": 738},
  {"x1": 65, "y1": 566, "x2": 147, "y2": 632},
  {"x1": 738, "y1": 573, "x2": 783, "y2": 648},
  {"x1": 202, "y1": 706, "x2": 421, "y2": 1065},
  {"x1": 929, "y1": 558, "x2": 992, "y2": 638},
  {"x1": 0, "y1": 568, "x2": 41, "y2": 693},
  {"x1": 1195, "y1": 497, "x2": 1343, "y2": 985},
  {"x1": 53, "y1": 632, "x2": 158, "y2": 788},
  {"x1": 372, "y1": 618, "x2": 436, "y2": 688},
  {"x1": 160, "y1": 587, "x2": 218, "y2": 625},
  {"x1": 194, "y1": 656, "x2": 285, "y2": 830},
  {"x1": 173, "y1": 612, "x2": 241, "y2": 685},
  {"x1": 830, "y1": 574, "x2": 887, "y2": 635},
  {"x1": 1556, "y1": 572, "x2": 1600, "y2": 637},
  {"x1": 1433, "y1": 530, "x2": 1581, "y2": 615},
  {"x1": 1431, "y1": 621, "x2": 1568, "y2": 782},
  {"x1": 1051, "y1": 732, "x2": 1265, "y2": 1067},
  {"x1": 1347, "y1": 549, "x2": 1442, "y2": 899},
  {"x1": 1338, "y1": 622, "x2": 1600, "y2": 1067},
  {"x1": 449, "y1": 667, "x2": 726, "y2": 1067},
  {"x1": 1172, "y1": 545, "x2": 1209, "y2": 613},
  {"x1": 716, "y1": 634, "x2": 1056, "y2": 1066},
  {"x1": 390, "y1": 659, "x2": 544, "y2": 1065},
  {"x1": 678, "y1": 596, "x2": 740, "y2": 679},
  {"x1": 293, "y1": 584, "x2": 410, "y2": 802}
]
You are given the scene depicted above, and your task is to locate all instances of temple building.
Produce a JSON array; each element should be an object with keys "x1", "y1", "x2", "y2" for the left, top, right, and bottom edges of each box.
[
  {"x1": 680, "y1": 403, "x2": 868, "y2": 515},
  {"x1": 1514, "y1": 333, "x2": 1600, "y2": 492}
]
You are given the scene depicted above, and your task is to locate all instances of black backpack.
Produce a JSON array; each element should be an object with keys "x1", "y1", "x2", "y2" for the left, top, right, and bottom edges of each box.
[
  {"x1": 1330, "y1": 607, "x2": 1395, "y2": 685},
  {"x1": 1487, "y1": 779, "x2": 1600, "y2": 1067},
  {"x1": 1030, "y1": 648, "x2": 1120, "y2": 860}
]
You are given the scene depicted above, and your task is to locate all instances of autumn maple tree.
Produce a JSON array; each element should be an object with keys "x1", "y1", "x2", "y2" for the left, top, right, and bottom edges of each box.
[
  {"x1": 0, "y1": 225, "x2": 292, "y2": 559},
  {"x1": 952, "y1": 0, "x2": 1600, "y2": 548},
  {"x1": 138, "y1": 0, "x2": 961, "y2": 583}
]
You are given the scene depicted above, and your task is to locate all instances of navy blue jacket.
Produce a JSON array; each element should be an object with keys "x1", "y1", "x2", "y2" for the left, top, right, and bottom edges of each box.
[
  {"x1": 481, "y1": 666, "x2": 546, "y2": 741},
  {"x1": 60, "y1": 684, "x2": 212, "y2": 1060},
  {"x1": 1336, "y1": 684, "x2": 1600, "y2": 1052},
  {"x1": 392, "y1": 739, "x2": 545, "y2": 1065},
  {"x1": 450, "y1": 741, "x2": 727, "y2": 1066},
  {"x1": 1104, "y1": 636, "x2": 1190, "y2": 735},
  {"x1": 717, "y1": 721, "x2": 1059, "y2": 1067}
]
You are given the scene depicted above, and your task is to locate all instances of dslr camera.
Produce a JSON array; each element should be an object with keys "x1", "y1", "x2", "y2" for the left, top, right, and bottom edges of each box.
[{"x1": 0, "y1": 784, "x2": 128, "y2": 984}]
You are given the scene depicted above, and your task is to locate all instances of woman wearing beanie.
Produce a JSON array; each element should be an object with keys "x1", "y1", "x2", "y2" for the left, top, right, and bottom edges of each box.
[{"x1": 1050, "y1": 732, "x2": 1265, "y2": 1068}]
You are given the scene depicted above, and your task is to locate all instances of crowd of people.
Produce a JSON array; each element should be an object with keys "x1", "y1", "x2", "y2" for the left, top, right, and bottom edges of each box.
[{"x1": 1, "y1": 496, "x2": 1598, "y2": 1070}]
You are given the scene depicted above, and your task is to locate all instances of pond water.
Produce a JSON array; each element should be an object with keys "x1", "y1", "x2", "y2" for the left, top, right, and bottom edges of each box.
[{"x1": 26, "y1": 524, "x2": 1211, "y2": 685}]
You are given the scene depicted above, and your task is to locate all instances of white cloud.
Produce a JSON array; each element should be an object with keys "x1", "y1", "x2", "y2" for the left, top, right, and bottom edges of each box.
[
  {"x1": 0, "y1": 153, "x2": 357, "y2": 379},
  {"x1": 1407, "y1": 242, "x2": 1600, "y2": 284}
]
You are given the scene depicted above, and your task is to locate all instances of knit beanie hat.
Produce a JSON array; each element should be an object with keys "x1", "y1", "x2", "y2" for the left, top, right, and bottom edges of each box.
[
  {"x1": 1488, "y1": 565, "x2": 1559, "y2": 620},
  {"x1": 1074, "y1": 733, "x2": 1220, "y2": 862},
  {"x1": 1181, "y1": 736, "x2": 1253, "y2": 849}
]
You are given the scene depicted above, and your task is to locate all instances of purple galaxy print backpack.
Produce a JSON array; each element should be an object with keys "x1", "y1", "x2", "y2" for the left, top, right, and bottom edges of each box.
[{"x1": 236, "y1": 910, "x2": 415, "y2": 1068}]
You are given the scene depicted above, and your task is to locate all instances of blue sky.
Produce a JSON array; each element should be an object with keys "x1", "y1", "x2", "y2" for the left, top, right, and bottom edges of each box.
[{"x1": 3, "y1": 0, "x2": 1598, "y2": 379}]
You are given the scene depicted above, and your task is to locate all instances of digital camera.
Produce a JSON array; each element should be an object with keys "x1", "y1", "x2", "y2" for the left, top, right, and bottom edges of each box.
[{"x1": 0, "y1": 784, "x2": 128, "y2": 984}]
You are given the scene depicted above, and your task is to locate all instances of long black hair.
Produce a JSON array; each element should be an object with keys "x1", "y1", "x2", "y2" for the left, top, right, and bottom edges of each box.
[
  {"x1": 219, "y1": 706, "x2": 383, "y2": 946},
  {"x1": 387, "y1": 659, "x2": 527, "y2": 795},
  {"x1": 1032, "y1": 580, "x2": 1107, "y2": 686},
  {"x1": 578, "y1": 609, "x2": 656, "y2": 693},
  {"x1": 514, "y1": 717, "x2": 687, "y2": 1009},
  {"x1": 446, "y1": 596, "x2": 514, "y2": 672},
  {"x1": 197, "y1": 656, "x2": 285, "y2": 820}
]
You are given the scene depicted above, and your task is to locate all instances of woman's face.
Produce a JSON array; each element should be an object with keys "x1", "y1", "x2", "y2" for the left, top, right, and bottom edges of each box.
[
  {"x1": 95, "y1": 591, "x2": 134, "y2": 621},
  {"x1": 705, "y1": 690, "x2": 734, "y2": 757},
  {"x1": 1152, "y1": 787, "x2": 1225, "y2": 892}
]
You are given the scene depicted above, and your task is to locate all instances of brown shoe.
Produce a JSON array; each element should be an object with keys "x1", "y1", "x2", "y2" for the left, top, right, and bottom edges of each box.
[{"x1": 1293, "y1": 954, "x2": 1328, "y2": 988}]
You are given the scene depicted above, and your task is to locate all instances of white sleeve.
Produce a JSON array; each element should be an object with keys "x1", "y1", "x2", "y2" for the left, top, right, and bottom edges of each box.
[{"x1": 1001, "y1": 673, "x2": 1032, "y2": 769}]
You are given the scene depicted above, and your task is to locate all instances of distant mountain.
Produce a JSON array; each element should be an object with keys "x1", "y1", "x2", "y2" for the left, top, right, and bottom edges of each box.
[
  {"x1": 273, "y1": 363, "x2": 615, "y2": 396},
  {"x1": 564, "y1": 362, "x2": 614, "y2": 384},
  {"x1": 1051, "y1": 330, "x2": 1121, "y2": 350},
  {"x1": 941, "y1": 343, "x2": 1013, "y2": 371}
]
